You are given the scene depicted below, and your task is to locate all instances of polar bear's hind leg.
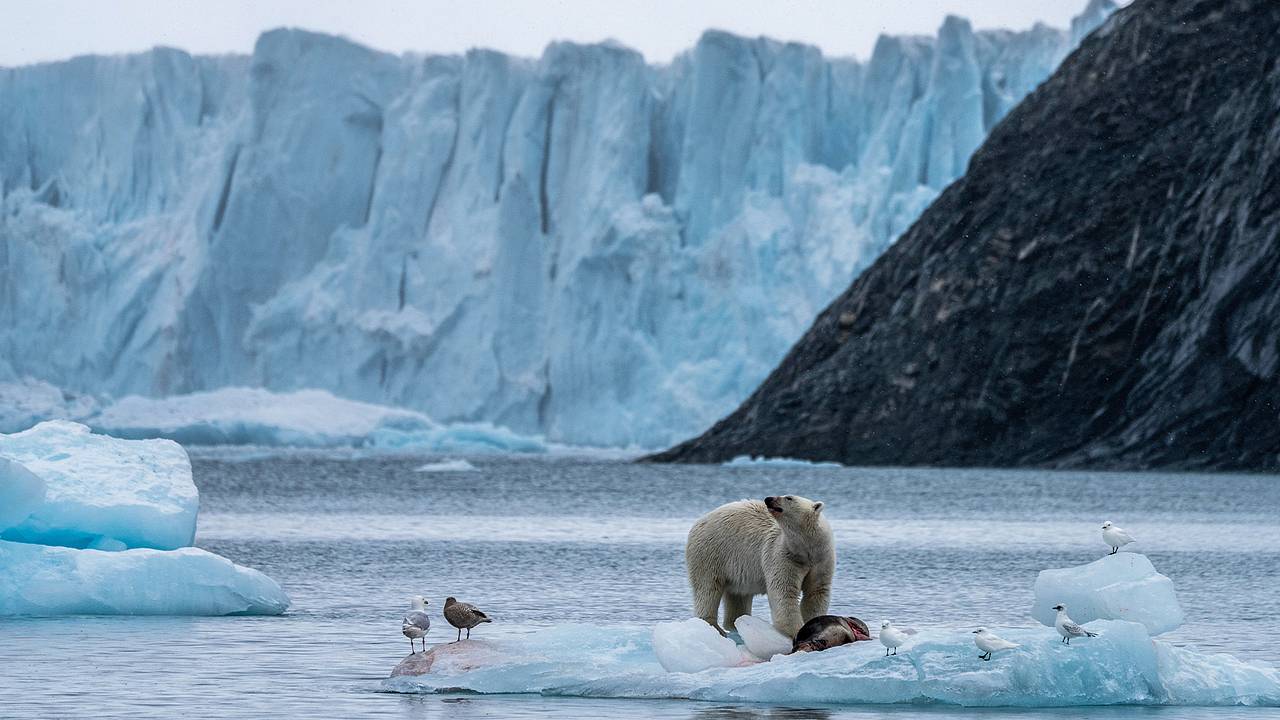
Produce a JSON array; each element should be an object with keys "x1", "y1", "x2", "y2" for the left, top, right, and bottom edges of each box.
[
  {"x1": 692, "y1": 575, "x2": 726, "y2": 634},
  {"x1": 723, "y1": 592, "x2": 753, "y2": 631}
]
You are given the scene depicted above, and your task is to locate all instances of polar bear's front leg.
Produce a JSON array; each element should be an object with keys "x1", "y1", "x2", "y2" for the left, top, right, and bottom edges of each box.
[
  {"x1": 765, "y1": 573, "x2": 804, "y2": 638},
  {"x1": 800, "y1": 567, "x2": 832, "y2": 622}
]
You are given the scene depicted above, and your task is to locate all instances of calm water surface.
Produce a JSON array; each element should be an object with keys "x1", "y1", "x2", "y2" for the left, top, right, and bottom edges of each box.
[{"x1": 2, "y1": 453, "x2": 1278, "y2": 719}]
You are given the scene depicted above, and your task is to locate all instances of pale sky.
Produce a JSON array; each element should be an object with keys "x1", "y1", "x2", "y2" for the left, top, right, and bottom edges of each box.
[{"x1": 1, "y1": 0, "x2": 1106, "y2": 68}]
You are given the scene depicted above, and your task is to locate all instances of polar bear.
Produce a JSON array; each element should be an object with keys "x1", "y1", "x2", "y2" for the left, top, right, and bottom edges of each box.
[{"x1": 685, "y1": 495, "x2": 834, "y2": 638}]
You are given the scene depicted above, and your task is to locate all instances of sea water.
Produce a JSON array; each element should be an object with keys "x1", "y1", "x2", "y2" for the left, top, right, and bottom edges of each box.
[{"x1": 1, "y1": 453, "x2": 1277, "y2": 718}]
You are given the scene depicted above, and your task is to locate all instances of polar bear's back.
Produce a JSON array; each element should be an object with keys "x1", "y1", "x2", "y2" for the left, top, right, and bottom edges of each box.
[{"x1": 686, "y1": 499, "x2": 778, "y2": 593}]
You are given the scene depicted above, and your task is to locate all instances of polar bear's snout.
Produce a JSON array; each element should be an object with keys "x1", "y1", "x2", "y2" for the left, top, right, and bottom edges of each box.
[{"x1": 764, "y1": 496, "x2": 784, "y2": 516}]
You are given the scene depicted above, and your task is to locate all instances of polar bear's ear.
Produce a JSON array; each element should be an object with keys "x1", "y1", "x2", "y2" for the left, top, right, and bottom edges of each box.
[{"x1": 812, "y1": 501, "x2": 824, "y2": 515}]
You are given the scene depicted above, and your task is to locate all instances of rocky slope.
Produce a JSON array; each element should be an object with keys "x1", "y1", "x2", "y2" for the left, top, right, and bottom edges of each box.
[
  {"x1": 652, "y1": 0, "x2": 1280, "y2": 470},
  {"x1": 0, "y1": 4, "x2": 1111, "y2": 448}
]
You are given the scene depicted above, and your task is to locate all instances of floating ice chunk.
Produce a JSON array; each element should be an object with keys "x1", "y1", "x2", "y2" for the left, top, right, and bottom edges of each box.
[
  {"x1": 91, "y1": 388, "x2": 546, "y2": 452},
  {"x1": 724, "y1": 455, "x2": 843, "y2": 468},
  {"x1": 1156, "y1": 640, "x2": 1280, "y2": 706},
  {"x1": 368, "y1": 422, "x2": 546, "y2": 454},
  {"x1": 0, "y1": 540, "x2": 289, "y2": 616},
  {"x1": 413, "y1": 459, "x2": 477, "y2": 472},
  {"x1": 735, "y1": 615, "x2": 793, "y2": 659},
  {"x1": 653, "y1": 618, "x2": 755, "y2": 673},
  {"x1": 0, "y1": 421, "x2": 197, "y2": 550},
  {"x1": 0, "y1": 457, "x2": 45, "y2": 531},
  {"x1": 386, "y1": 621, "x2": 1280, "y2": 707},
  {"x1": 1032, "y1": 553, "x2": 1184, "y2": 635}
]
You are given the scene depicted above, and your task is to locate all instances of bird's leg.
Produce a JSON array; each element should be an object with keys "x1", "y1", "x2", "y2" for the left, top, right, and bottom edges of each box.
[
  {"x1": 1110, "y1": 547, "x2": 1118, "y2": 555},
  {"x1": 456, "y1": 628, "x2": 462, "y2": 642},
  {"x1": 466, "y1": 628, "x2": 471, "y2": 639},
  {"x1": 893, "y1": 648, "x2": 898, "y2": 655},
  {"x1": 885, "y1": 648, "x2": 889, "y2": 656}
]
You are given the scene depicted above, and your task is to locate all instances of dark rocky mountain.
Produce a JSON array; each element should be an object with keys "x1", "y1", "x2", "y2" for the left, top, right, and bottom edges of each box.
[{"x1": 651, "y1": 0, "x2": 1280, "y2": 471}]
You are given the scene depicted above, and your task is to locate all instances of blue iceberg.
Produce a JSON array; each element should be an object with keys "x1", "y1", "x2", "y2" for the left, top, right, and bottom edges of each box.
[
  {"x1": 1032, "y1": 552, "x2": 1184, "y2": 635},
  {"x1": 0, "y1": 540, "x2": 289, "y2": 616},
  {"x1": 0, "y1": 422, "x2": 288, "y2": 616},
  {"x1": 0, "y1": 421, "x2": 197, "y2": 550}
]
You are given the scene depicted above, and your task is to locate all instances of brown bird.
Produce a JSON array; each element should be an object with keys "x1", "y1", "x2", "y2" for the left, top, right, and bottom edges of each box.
[{"x1": 443, "y1": 597, "x2": 492, "y2": 641}]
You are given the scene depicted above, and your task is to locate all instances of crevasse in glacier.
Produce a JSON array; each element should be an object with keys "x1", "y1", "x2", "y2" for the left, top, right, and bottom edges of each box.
[{"x1": 0, "y1": 2, "x2": 1115, "y2": 448}]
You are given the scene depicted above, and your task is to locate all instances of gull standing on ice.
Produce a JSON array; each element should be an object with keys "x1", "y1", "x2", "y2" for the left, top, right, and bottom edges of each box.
[
  {"x1": 1101, "y1": 521, "x2": 1136, "y2": 554},
  {"x1": 402, "y1": 596, "x2": 431, "y2": 653},
  {"x1": 879, "y1": 621, "x2": 911, "y2": 656},
  {"x1": 444, "y1": 597, "x2": 492, "y2": 641},
  {"x1": 972, "y1": 627, "x2": 1018, "y2": 661},
  {"x1": 1052, "y1": 603, "x2": 1098, "y2": 644}
]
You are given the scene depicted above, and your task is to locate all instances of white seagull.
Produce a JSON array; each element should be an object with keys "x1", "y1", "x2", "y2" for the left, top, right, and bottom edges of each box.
[
  {"x1": 402, "y1": 595, "x2": 431, "y2": 653},
  {"x1": 1052, "y1": 603, "x2": 1098, "y2": 645},
  {"x1": 879, "y1": 621, "x2": 913, "y2": 656},
  {"x1": 972, "y1": 627, "x2": 1019, "y2": 661},
  {"x1": 1101, "y1": 521, "x2": 1136, "y2": 554}
]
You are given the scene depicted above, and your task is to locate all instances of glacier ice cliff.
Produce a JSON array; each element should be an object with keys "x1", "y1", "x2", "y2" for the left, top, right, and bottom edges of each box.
[
  {"x1": 0, "y1": 2, "x2": 1112, "y2": 448},
  {"x1": 0, "y1": 422, "x2": 289, "y2": 615}
]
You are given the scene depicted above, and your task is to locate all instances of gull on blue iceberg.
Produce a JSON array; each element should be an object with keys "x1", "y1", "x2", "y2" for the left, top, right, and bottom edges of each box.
[
  {"x1": 1101, "y1": 521, "x2": 1136, "y2": 554},
  {"x1": 1052, "y1": 603, "x2": 1099, "y2": 644},
  {"x1": 973, "y1": 627, "x2": 1019, "y2": 661},
  {"x1": 402, "y1": 596, "x2": 431, "y2": 653},
  {"x1": 879, "y1": 621, "x2": 912, "y2": 656}
]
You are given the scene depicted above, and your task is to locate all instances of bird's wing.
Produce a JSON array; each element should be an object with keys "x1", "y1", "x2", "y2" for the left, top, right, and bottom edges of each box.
[
  {"x1": 469, "y1": 607, "x2": 488, "y2": 619},
  {"x1": 404, "y1": 611, "x2": 431, "y2": 628},
  {"x1": 1117, "y1": 529, "x2": 1136, "y2": 542},
  {"x1": 1061, "y1": 620, "x2": 1088, "y2": 636}
]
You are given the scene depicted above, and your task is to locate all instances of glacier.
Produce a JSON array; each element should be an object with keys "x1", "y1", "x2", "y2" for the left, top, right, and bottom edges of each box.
[
  {"x1": 0, "y1": 1, "x2": 1114, "y2": 449},
  {"x1": 0, "y1": 420, "x2": 197, "y2": 550},
  {"x1": 0, "y1": 422, "x2": 289, "y2": 615}
]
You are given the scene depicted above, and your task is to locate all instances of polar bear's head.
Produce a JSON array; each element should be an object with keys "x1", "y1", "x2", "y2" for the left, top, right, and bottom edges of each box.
[{"x1": 763, "y1": 495, "x2": 824, "y2": 528}]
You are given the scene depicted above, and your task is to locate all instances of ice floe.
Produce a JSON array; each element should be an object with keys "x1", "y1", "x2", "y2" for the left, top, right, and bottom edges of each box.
[
  {"x1": 0, "y1": 541, "x2": 289, "y2": 616},
  {"x1": 387, "y1": 554, "x2": 1278, "y2": 707},
  {"x1": 90, "y1": 387, "x2": 546, "y2": 452}
]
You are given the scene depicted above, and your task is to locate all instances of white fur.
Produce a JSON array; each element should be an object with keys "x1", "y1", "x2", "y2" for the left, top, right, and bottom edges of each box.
[{"x1": 685, "y1": 495, "x2": 834, "y2": 639}]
